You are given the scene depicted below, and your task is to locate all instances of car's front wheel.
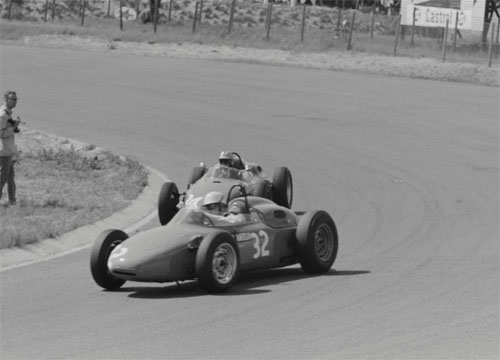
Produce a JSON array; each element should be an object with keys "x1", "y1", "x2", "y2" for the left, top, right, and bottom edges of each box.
[
  {"x1": 158, "y1": 182, "x2": 179, "y2": 225},
  {"x1": 90, "y1": 229, "x2": 128, "y2": 290},
  {"x1": 196, "y1": 232, "x2": 240, "y2": 293},
  {"x1": 296, "y1": 210, "x2": 338, "y2": 274},
  {"x1": 272, "y1": 167, "x2": 293, "y2": 208}
]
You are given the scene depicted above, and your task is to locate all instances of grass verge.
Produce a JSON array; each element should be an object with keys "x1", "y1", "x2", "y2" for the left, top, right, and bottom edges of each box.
[{"x1": 0, "y1": 129, "x2": 148, "y2": 249}]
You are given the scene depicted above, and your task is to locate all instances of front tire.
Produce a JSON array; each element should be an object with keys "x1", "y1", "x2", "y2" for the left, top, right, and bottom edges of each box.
[
  {"x1": 272, "y1": 167, "x2": 293, "y2": 208},
  {"x1": 196, "y1": 232, "x2": 240, "y2": 293},
  {"x1": 296, "y1": 210, "x2": 338, "y2": 274},
  {"x1": 158, "y1": 182, "x2": 179, "y2": 225},
  {"x1": 90, "y1": 229, "x2": 128, "y2": 290}
]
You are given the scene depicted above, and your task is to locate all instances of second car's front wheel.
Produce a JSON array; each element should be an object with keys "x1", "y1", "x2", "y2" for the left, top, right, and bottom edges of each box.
[
  {"x1": 158, "y1": 182, "x2": 179, "y2": 226},
  {"x1": 272, "y1": 167, "x2": 293, "y2": 208},
  {"x1": 196, "y1": 232, "x2": 240, "y2": 293}
]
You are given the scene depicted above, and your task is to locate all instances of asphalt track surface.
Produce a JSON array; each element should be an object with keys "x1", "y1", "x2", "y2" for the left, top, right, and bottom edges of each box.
[{"x1": 1, "y1": 44, "x2": 499, "y2": 360}]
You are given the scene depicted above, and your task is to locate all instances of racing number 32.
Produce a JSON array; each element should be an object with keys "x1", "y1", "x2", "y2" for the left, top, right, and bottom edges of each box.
[{"x1": 252, "y1": 230, "x2": 270, "y2": 259}]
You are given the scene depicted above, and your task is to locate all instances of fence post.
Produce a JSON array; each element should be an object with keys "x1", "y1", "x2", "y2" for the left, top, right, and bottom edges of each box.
[
  {"x1": 154, "y1": 0, "x2": 159, "y2": 33},
  {"x1": 7, "y1": 0, "x2": 12, "y2": 20},
  {"x1": 168, "y1": 0, "x2": 173, "y2": 22},
  {"x1": 266, "y1": 3, "x2": 273, "y2": 42},
  {"x1": 410, "y1": 7, "x2": 416, "y2": 46},
  {"x1": 336, "y1": 8, "x2": 342, "y2": 37},
  {"x1": 488, "y1": 22, "x2": 495, "y2": 67},
  {"x1": 441, "y1": 19, "x2": 449, "y2": 62},
  {"x1": 495, "y1": 19, "x2": 499, "y2": 57},
  {"x1": 300, "y1": 5, "x2": 306, "y2": 43},
  {"x1": 44, "y1": 0, "x2": 49, "y2": 22},
  {"x1": 199, "y1": 0, "x2": 203, "y2": 25},
  {"x1": 346, "y1": 10, "x2": 356, "y2": 50},
  {"x1": 52, "y1": 0, "x2": 56, "y2": 20},
  {"x1": 393, "y1": 15, "x2": 401, "y2": 55},
  {"x1": 120, "y1": 0, "x2": 123, "y2": 30},
  {"x1": 192, "y1": 1, "x2": 199, "y2": 33},
  {"x1": 107, "y1": 0, "x2": 111, "y2": 18},
  {"x1": 370, "y1": 8, "x2": 375, "y2": 40},
  {"x1": 135, "y1": 0, "x2": 140, "y2": 20},
  {"x1": 80, "y1": 0, "x2": 86, "y2": 26},
  {"x1": 228, "y1": 0, "x2": 235, "y2": 34},
  {"x1": 452, "y1": 11, "x2": 458, "y2": 52}
]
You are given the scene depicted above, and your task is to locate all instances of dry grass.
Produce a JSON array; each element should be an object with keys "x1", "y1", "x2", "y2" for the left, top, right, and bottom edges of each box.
[{"x1": 0, "y1": 129, "x2": 148, "y2": 249}]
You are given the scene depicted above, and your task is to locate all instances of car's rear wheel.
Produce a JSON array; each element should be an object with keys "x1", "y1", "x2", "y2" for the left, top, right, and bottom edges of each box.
[
  {"x1": 253, "y1": 181, "x2": 272, "y2": 200},
  {"x1": 272, "y1": 167, "x2": 293, "y2": 208},
  {"x1": 90, "y1": 229, "x2": 128, "y2": 290},
  {"x1": 196, "y1": 232, "x2": 240, "y2": 293},
  {"x1": 296, "y1": 210, "x2": 338, "y2": 274},
  {"x1": 158, "y1": 182, "x2": 179, "y2": 225},
  {"x1": 187, "y1": 165, "x2": 206, "y2": 188}
]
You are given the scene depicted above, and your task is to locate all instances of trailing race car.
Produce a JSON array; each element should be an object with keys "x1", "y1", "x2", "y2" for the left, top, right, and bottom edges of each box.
[
  {"x1": 90, "y1": 185, "x2": 338, "y2": 294},
  {"x1": 157, "y1": 151, "x2": 293, "y2": 225}
]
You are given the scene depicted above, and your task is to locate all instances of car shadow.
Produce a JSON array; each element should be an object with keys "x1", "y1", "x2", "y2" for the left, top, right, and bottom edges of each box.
[{"x1": 118, "y1": 267, "x2": 370, "y2": 299}]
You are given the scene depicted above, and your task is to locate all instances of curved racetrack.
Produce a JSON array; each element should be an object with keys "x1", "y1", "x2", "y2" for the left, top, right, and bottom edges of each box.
[{"x1": 1, "y1": 44, "x2": 498, "y2": 360}]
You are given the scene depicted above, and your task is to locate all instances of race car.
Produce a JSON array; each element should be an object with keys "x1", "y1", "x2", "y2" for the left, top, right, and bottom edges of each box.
[
  {"x1": 90, "y1": 185, "x2": 338, "y2": 294},
  {"x1": 157, "y1": 151, "x2": 293, "y2": 225}
]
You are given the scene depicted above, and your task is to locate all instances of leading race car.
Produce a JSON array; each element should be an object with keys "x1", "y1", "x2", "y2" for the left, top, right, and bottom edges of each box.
[
  {"x1": 90, "y1": 185, "x2": 338, "y2": 294},
  {"x1": 157, "y1": 151, "x2": 293, "y2": 225}
]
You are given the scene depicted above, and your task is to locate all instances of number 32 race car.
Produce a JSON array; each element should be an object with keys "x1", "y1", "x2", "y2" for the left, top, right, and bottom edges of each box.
[{"x1": 90, "y1": 186, "x2": 338, "y2": 294}]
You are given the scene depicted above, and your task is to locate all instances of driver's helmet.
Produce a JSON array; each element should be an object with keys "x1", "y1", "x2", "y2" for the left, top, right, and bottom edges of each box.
[
  {"x1": 202, "y1": 191, "x2": 225, "y2": 214},
  {"x1": 219, "y1": 151, "x2": 233, "y2": 167},
  {"x1": 228, "y1": 200, "x2": 247, "y2": 215}
]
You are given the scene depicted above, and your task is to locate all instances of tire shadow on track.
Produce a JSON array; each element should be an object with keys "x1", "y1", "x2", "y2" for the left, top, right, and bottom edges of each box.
[{"x1": 110, "y1": 268, "x2": 370, "y2": 299}]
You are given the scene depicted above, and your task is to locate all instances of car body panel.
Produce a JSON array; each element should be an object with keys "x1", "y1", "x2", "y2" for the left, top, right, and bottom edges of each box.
[{"x1": 107, "y1": 197, "x2": 300, "y2": 284}]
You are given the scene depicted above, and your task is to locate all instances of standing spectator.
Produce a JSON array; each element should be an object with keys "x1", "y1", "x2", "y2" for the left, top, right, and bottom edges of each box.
[{"x1": 0, "y1": 91, "x2": 20, "y2": 206}]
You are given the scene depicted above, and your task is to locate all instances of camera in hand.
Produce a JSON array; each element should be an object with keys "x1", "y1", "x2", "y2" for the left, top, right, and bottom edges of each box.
[{"x1": 8, "y1": 119, "x2": 20, "y2": 133}]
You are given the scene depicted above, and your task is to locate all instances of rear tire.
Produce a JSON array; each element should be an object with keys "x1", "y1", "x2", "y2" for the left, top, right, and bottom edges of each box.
[
  {"x1": 158, "y1": 182, "x2": 179, "y2": 225},
  {"x1": 90, "y1": 229, "x2": 128, "y2": 290},
  {"x1": 272, "y1": 167, "x2": 293, "y2": 208},
  {"x1": 253, "y1": 181, "x2": 272, "y2": 200},
  {"x1": 296, "y1": 210, "x2": 338, "y2": 274},
  {"x1": 196, "y1": 232, "x2": 240, "y2": 293}
]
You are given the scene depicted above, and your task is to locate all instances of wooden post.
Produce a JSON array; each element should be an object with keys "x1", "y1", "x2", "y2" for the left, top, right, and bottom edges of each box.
[
  {"x1": 135, "y1": 0, "x2": 140, "y2": 20},
  {"x1": 120, "y1": 0, "x2": 123, "y2": 30},
  {"x1": 199, "y1": 0, "x2": 203, "y2": 25},
  {"x1": 44, "y1": 0, "x2": 49, "y2": 22},
  {"x1": 488, "y1": 22, "x2": 495, "y2": 67},
  {"x1": 80, "y1": 0, "x2": 86, "y2": 26},
  {"x1": 228, "y1": 0, "x2": 236, "y2": 34},
  {"x1": 410, "y1": 7, "x2": 416, "y2": 46},
  {"x1": 52, "y1": 0, "x2": 56, "y2": 20},
  {"x1": 336, "y1": 8, "x2": 342, "y2": 37},
  {"x1": 107, "y1": 0, "x2": 111, "y2": 18},
  {"x1": 266, "y1": 3, "x2": 273, "y2": 42},
  {"x1": 495, "y1": 19, "x2": 500, "y2": 57},
  {"x1": 192, "y1": 1, "x2": 199, "y2": 33},
  {"x1": 393, "y1": 15, "x2": 401, "y2": 55},
  {"x1": 347, "y1": 10, "x2": 355, "y2": 50},
  {"x1": 370, "y1": 8, "x2": 375, "y2": 40},
  {"x1": 168, "y1": 0, "x2": 173, "y2": 22},
  {"x1": 453, "y1": 11, "x2": 458, "y2": 52},
  {"x1": 300, "y1": 5, "x2": 306, "y2": 43},
  {"x1": 154, "y1": 0, "x2": 159, "y2": 33},
  {"x1": 441, "y1": 19, "x2": 449, "y2": 62},
  {"x1": 7, "y1": 0, "x2": 12, "y2": 20}
]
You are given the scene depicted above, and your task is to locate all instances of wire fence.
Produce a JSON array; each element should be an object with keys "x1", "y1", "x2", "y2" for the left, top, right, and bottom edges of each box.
[{"x1": 1, "y1": 0, "x2": 499, "y2": 66}]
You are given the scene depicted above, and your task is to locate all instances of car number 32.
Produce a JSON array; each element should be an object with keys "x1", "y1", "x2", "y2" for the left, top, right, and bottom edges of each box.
[{"x1": 251, "y1": 230, "x2": 270, "y2": 259}]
